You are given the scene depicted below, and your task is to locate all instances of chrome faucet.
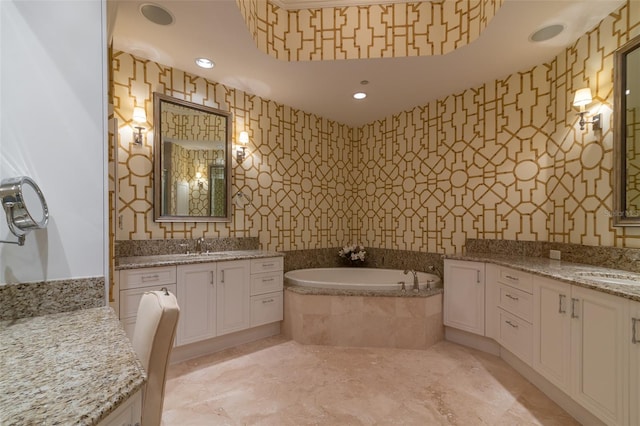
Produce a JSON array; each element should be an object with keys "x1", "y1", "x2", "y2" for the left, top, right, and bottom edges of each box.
[
  {"x1": 404, "y1": 269, "x2": 419, "y2": 291},
  {"x1": 195, "y1": 237, "x2": 205, "y2": 254}
]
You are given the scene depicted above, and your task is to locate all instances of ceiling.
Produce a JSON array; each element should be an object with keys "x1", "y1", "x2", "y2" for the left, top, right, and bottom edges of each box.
[{"x1": 111, "y1": 0, "x2": 623, "y2": 127}]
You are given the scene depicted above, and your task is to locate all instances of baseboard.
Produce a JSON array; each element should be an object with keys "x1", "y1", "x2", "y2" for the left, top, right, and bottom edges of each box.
[
  {"x1": 444, "y1": 326, "x2": 500, "y2": 355},
  {"x1": 170, "y1": 322, "x2": 281, "y2": 364},
  {"x1": 500, "y1": 348, "x2": 605, "y2": 426}
]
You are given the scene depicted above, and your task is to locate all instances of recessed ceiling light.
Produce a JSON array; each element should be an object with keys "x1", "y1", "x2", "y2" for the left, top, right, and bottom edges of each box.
[
  {"x1": 353, "y1": 92, "x2": 367, "y2": 100},
  {"x1": 140, "y1": 3, "x2": 174, "y2": 26},
  {"x1": 195, "y1": 58, "x2": 215, "y2": 69},
  {"x1": 529, "y1": 24, "x2": 564, "y2": 42}
]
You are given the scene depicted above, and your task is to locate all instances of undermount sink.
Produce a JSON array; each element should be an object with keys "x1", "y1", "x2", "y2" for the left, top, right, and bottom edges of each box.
[{"x1": 575, "y1": 271, "x2": 640, "y2": 286}]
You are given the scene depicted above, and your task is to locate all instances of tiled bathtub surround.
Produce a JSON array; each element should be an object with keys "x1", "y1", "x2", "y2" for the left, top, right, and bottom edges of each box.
[
  {"x1": 283, "y1": 291, "x2": 443, "y2": 349},
  {"x1": 465, "y1": 238, "x2": 640, "y2": 274},
  {"x1": 115, "y1": 237, "x2": 259, "y2": 258},
  {"x1": 0, "y1": 277, "x2": 105, "y2": 321},
  {"x1": 283, "y1": 247, "x2": 444, "y2": 280}
]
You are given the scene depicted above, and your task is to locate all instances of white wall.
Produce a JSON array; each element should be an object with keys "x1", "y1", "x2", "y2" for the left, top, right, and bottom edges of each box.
[{"x1": 0, "y1": 0, "x2": 106, "y2": 284}]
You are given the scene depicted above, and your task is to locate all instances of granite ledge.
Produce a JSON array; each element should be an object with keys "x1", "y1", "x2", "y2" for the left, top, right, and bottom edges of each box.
[
  {"x1": 285, "y1": 284, "x2": 443, "y2": 298},
  {"x1": 0, "y1": 307, "x2": 146, "y2": 425},
  {"x1": 446, "y1": 252, "x2": 640, "y2": 302},
  {"x1": 116, "y1": 250, "x2": 283, "y2": 270}
]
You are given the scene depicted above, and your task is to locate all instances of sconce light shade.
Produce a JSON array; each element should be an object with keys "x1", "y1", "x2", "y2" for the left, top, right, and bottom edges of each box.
[
  {"x1": 133, "y1": 107, "x2": 147, "y2": 123},
  {"x1": 237, "y1": 131, "x2": 249, "y2": 163},
  {"x1": 573, "y1": 88, "x2": 593, "y2": 108},
  {"x1": 239, "y1": 131, "x2": 249, "y2": 144}
]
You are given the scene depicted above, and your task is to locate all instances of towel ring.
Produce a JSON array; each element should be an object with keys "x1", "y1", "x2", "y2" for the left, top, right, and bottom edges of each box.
[{"x1": 0, "y1": 176, "x2": 49, "y2": 246}]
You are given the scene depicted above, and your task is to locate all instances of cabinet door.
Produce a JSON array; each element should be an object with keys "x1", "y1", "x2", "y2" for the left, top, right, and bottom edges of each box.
[
  {"x1": 631, "y1": 300, "x2": 640, "y2": 426},
  {"x1": 571, "y1": 285, "x2": 629, "y2": 426},
  {"x1": 176, "y1": 263, "x2": 217, "y2": 346},
  {"x1": 444, "y1": 260, "x2": 485, "y2": 335},
  {"x1": 216, "y1": 260, "x2": 251, "y2": 336},
  {"x1": 532, "y1": 276, "x2": 571, "y2": 392}
]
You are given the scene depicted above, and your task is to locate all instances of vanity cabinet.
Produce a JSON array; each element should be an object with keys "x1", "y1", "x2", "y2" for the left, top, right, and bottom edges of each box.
[
  {"x1": 118, "y1": 255, "x2": 284, "y2": 350},
  {"x1": 250, "y1": 257, "x2": 284, "y2": 327},
  {"x1": 177, "y1": 263, "x2": 218, "y2": 346},
  {"x1": 118, "y1": 266, "x2": 177, "y2": 339},
  {"x1": 533, "y1": 276, "x2": 629, "y2": 425},
  {"x1": 631, "y1": 300, "x2": 640, "y2": 426},
  {"x1": 216, "y1": 260, "x2": 251, "y2": 336},
  {"x1": 444, "y1": 259, "x2": 485, "y2": 335}
]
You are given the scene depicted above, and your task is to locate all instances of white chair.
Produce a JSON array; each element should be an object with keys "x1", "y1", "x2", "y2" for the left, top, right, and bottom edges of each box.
[{"x1": 132, "y1": 290, "x2": 180, "y2": 426}]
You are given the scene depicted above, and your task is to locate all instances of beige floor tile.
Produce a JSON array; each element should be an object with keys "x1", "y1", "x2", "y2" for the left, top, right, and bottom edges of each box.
[{"x1": 162, "y1": 337, "x2": 576, "y2": 425}]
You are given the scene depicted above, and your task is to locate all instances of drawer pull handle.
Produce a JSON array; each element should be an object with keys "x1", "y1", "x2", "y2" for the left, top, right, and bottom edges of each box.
[
  {"x1": 505, "y1": 320, "x2": 519, "y2": 329},
  {"x1": 262, "y1": 278, "x2": 275, "y2": 282},
  {"x1": 262, "y1": 299, "x2": 274, "y2": 304},
  {"x1": 263, "y1": 263, "x2": 274, "y2": 268},
  {"x1": 505, "y1": 294, "x2": 519, "y2": 301},
  {"x1": 141, "y1": 274, "x2": 160, "y2": 282},
  {"x1": 571, "y1": 298, "x2": 579, "y2": 319},
  {"x1": 633, "y1": 318, "x2": 639, "y2": 344},
  {"x1": 505, "y1": 275, "x2": 519, "y2": 281},
  {"x1": 558, "y1": 294, "x2": 566, "y2": 314}
]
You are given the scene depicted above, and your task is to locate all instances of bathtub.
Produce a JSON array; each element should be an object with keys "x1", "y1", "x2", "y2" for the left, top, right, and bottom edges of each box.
[{"x1": 284, "y1": 267, "x2": 441, "y2": 291}]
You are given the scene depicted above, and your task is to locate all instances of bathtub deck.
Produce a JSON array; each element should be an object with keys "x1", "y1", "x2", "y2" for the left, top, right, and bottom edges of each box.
[{"x1": 283, "y1": 289, "x2": 443, "y2": 349}]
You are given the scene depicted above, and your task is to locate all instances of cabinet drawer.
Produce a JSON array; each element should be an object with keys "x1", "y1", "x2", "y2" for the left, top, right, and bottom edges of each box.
[
  {"x1": 119, "y1": 266, "x2": 177, "y2": 290},
  {"x1": 251, "y1": 257, "x2": 283, "y2": 274},
  {"x1": 497, "y1": 267, "x2": 532, "y2": 294},
  {"x1": 250, "y1": 291, "x2": 283, "y2": 327},
  {"x1": 498, "y1": 309, "x2": 532, "y2": 365},
  {"x1": 498, "y1": 283, "x2": 533, "y2": 322},
  {"x1": 251, "y1": 272, "x2": 283, "y2": 296},
  {"x1": 120, "y1": 284, "x2": 177, "y2": 319}
]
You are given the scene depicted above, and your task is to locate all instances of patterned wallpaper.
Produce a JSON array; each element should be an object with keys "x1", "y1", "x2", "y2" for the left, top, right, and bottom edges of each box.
[
  {"x1": 111, "y1": 1, "x2": 640, "y2": 253},
  {"x1": 236, "y1": 0, "x2": 503, "y2": 61}
]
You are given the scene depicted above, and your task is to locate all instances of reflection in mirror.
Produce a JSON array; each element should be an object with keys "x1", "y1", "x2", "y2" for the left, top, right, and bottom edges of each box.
[
  {"x1": 614, "y1": 35, "x2": 640, "y2": 226},
  {"x1": 153, "y1": 93, "x2": 232, "y2": 222}
]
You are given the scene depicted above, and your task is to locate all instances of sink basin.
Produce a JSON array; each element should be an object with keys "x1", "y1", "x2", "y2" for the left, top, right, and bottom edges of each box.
[{"x1": 575, "y1": 272, "x2": 640, "y2": 286}]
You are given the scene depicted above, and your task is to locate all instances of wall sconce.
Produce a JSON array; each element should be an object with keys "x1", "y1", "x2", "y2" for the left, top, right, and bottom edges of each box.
[
  {"x1": 195, "y1": 172, "x2": 204, "y2": 188},
  {"x1": 237, "y1": 131, "x2": 249, "y2": 163},
  {"x1": 132, "y1": 106, "x2": 147, "y2": 145},
  {"x1": 572, "y1": 88, "x2": 601, "y2": 131}
]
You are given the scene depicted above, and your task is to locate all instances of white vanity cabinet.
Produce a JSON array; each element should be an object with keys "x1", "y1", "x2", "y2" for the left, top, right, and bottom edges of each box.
[
  {"x1": 118, "y1": 266, "x2": 177, "y2": 340},
  {"x1": 631, "y1": 300, "x2": 640, "y2": 426},
  {"x1": 444, "y1": 259, "x2": 485, "y2": 335},
  {"x1": 250, "y1": 257, "x2": 284, "y2": 327},
  {"x1": 176, "y1": 263, "x2": 218, "y2": 346},
  {"x1": 98, "y1": 390, "x2": 141, "y2": 426},
  {"x1": 118, "y1": 255, "x2": 284, "y2": 351},
  {"x1": 487, "y1": 264, "x2": 534, "y2": 365},
  {"x1": 216, "y1": 260, "x2": 251, "y2": 336},
  {"x1": 533, "y1": 276, "x2": 629, "y2": 426}
]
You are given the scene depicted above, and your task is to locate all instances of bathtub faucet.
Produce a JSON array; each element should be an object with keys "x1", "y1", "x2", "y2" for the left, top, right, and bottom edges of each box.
[{"x1": 403, "y1": 269, "x2": 419, "y2": 292}]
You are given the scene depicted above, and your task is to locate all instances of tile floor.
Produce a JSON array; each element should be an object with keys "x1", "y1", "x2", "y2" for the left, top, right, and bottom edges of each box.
[{"x1": 162, "y1": 337, "x2": 578, "y2": 425}]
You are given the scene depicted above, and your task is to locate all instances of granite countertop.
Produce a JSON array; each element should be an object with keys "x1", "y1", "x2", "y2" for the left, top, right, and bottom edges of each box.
[
  {"x1": 0, "y1": 307, "x2": 146, "y2": 425},
  {"x1": 285, "y1": 285, "x2": 444, "y2": 298},
  {"x1": 116, "y1": 249, "x2": 283, "y2": 270},
  {"x1": 446, "y1": 252, "x2": 640, "y2": 302}
]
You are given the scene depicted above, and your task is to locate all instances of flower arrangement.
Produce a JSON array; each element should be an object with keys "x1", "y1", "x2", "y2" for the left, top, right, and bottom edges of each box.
[{"x1": 338, "y1": 244, "x2": 367, "y2": 265}]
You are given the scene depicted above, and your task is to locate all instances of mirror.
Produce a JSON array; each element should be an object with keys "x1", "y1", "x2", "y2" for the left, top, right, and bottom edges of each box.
[
  {"x1": 153, "y1": 93, "x2": 232, "y2": 222},
  {"x1": 613, "y1": 35, "x2": 640, "y2": 226},
  {"x1": 0, "y1": 176, "x2": 49, "y2": 246}
]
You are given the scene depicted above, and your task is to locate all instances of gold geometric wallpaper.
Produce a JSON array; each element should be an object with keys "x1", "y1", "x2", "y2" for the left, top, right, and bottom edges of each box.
[
  {"x1": 111, "y1": 0, "x2": 640, "y2": 253},
  {"x1": 236, "y1": 0, "x2": 503, "y2": 61}
]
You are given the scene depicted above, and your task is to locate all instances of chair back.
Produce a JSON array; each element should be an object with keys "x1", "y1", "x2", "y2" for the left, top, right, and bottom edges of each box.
[{"x1": 132, "y1": 290, "x2": 180, "y2": 426}]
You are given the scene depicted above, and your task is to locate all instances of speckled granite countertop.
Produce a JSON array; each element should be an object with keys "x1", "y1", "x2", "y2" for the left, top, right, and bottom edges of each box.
[
  {"x1": 116, "y1": 249, "x2": 283, "y2": 270},
  {"x1": 446, "y1": 253, "x2": 640, "y2": 302},
  {"x1": 0, "y1": 307, "x2": 146, "y2": 425},
  {"x1": 285, "y1": 285, "x2": 443, "y2": 298}
]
